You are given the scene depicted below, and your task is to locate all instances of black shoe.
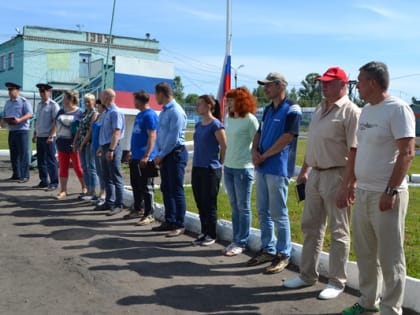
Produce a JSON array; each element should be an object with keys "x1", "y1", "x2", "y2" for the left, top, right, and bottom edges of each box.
[
  {"x1": 95, "y1": 203, "x2": 112, "y2": 211},
  {"x1": 6, "y1": 176, "x2": 20, "y2": 181},
  {"x1": 106, "y1": 206, "x2": 124, "y2": 216},
  {"x1": 18, "y1": 178, "x2": 29, "y2": 183},
  {"x1": 151, "y1": 222, "x2": 175, "y2": 231},
  {"x1": 32, "y1": 182, "x2": 48, "y2": 189}
]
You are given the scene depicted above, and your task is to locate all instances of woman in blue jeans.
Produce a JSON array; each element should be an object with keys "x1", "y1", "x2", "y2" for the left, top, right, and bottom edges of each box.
[
  {"x1": 191, "y1": 95, "x2": 226, "y2": 246},
  {"x1": 73, "y1": 93, "x2": 98, "y2": 200},
  {"x1": 222, "y1": 87, "x2": 259, "y2": 256}
]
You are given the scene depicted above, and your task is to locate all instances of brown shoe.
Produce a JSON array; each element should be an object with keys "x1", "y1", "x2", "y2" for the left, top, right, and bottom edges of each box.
[
  {"x1": 151, "y1": 222, "x2": 174, "y2": 231},
  {"x1": 264, "y1": 254, "x2": 289, "y2": 274},
  {"x1": 165, "y1": 227, "x2": 185, "y2": 238}
]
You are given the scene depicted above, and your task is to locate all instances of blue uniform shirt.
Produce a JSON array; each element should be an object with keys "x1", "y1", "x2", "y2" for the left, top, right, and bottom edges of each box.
[
  {"x1": 99, "y1": 104, "x2": 125, "y2": 146},
  {"x1": 3, "y1": 96, "x2": 33, "y2": 131},
  {"x1": 257, "y1": 99, "x2": 302, "y2": 176},
  {"x1": 156, "y1": 99, "x2": 186, "y2": 158},
  {"x1": 193, "y1": 119, "x2": 224, "y2": 169},
  {"x1": 130, "y1": 108, "x2": 158, "y2": 160}
]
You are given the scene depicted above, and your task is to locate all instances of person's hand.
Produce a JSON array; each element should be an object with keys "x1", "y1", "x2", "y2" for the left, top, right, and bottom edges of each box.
[
  {"x1": 296, "y1": 171, "x2": 308, "y2": 185},
  {"x1": 96, "y1": 148, "x2": 102, "y2": 157},
  {"x1": 46, "y1": 136, "x2": 53, "y2": 144},
  {"x1": 154, "y1": 156, "x2": 162, "y2": 167},
  {"x1": 252, "y1": 149, "x2": 264, "y2": 167},
  {"x1": 379, "y1": 193, "x2": 396, "y2": 211},
  {"x1": 140, "y1": 156, "x2": 149, "y2": 168},
  {"x1": 106, "y1": 151, "x2": 114, "y2": 161}
]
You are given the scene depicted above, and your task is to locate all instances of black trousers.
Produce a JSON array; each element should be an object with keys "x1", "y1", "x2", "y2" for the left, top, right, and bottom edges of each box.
[
  {"x1": 191, "y1": 167, "x2": 222, "y2": 239},
  {"x1": 129, "y1": 160, "x2": 155, "y2": 216}
]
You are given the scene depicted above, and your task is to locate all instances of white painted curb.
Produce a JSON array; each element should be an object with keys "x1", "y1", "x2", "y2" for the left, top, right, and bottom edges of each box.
[
  {"x1": 1, "y1": 149, "x2": 418, "y2": 312},
  {"x1": 146, "y1": 200, "x2": 420, "y2": 313}
]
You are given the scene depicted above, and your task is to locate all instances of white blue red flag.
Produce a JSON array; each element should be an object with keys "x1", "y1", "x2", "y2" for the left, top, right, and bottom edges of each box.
[{"x1": 217, "y1": 54, "x2": 231, "y2": 120}]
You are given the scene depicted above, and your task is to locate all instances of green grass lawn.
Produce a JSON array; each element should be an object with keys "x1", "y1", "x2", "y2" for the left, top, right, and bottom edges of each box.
[{"x1": 1, "y1": 129, "x2": 419, "y2": 278}]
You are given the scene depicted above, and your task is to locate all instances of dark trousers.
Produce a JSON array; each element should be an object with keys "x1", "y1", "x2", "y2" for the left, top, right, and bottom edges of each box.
[
  {"x1": 160, "y1": 146, "x2": 188, "y2": 227},
  {"x1": 101, "y1": 143, "x2": 124, "y2": 207},
  {"x1": 129, "y1": 159, "x2": 154, "y2": 216},
  {"x1": 36, "y1": 137, "x2": 58, "y2": 186},
  {"x1": 8, "y1": 130, "x2": 30, "y2": 179},
  {"x1": 192, "y1": 166, "x2": 222, "y2": 239}
]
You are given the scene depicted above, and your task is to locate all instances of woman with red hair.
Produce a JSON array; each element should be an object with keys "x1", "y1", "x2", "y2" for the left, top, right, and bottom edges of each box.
[{"x1": 222, "y1": 87, "x2": 259, "y2": 256}]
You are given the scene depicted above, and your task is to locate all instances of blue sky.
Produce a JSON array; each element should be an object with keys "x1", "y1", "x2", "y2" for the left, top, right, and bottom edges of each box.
[{"x1": 1, "y1": 0, "x2": 420, "y2": 103}]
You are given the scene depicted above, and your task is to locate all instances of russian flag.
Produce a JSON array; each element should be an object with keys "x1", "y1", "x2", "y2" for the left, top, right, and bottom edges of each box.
[
  {"x1": 114, "y1": 56, "x2": 174, "y2": 112},
  {"x1": 216, "y1": 54, "x2": 231, "y2": 120}
]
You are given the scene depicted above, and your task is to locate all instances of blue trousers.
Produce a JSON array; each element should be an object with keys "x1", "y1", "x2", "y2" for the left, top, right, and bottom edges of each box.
[
  {"x1": 160, "y1": 146, "x2": 188, "y2": 227},
  {"x1": 36, "y1": 137, "x2": 58, "y2": 186},
  {"x1": 8, "y1": 130, "x2": 30, "y2": 179}
]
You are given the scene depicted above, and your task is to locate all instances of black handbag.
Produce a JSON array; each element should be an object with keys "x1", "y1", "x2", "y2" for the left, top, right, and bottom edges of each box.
[{"x1": 139, "y1": 160, "x2": 159, "y2": 178}]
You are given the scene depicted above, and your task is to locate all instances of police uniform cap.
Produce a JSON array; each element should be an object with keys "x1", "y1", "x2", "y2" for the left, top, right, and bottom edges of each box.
[
  {"x1": 5, "y1": 82, "x2": 21, "y2": 89},
  {"x1": 36, "y1": 83, "x2": 53, "y2": 91}
]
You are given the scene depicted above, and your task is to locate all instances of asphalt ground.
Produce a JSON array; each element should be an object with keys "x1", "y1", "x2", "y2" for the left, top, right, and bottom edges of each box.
[{"x1": 0, "y1": 156, "x2": 418, "y2": 315}]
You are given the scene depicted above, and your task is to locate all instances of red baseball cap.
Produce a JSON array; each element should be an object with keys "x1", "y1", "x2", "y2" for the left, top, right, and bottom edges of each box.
[{"x1": 317, "y1": 67, "x2": 349, "y2": 83}]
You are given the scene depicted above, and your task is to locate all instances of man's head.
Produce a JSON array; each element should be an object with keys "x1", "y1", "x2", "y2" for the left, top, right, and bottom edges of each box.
[
  {"x1": 100, "y1": 88, "x2": 116, "y2": 107},
  {"x1": 133, "y1": 90, "x2": 150, "y2": 111},
  {"x1": 154, "y1": 82, "x2": 173, "y2": 105},
  {"x1": 357, "y1": 61, "x2": 389, "y2": 103},
  {"x1": 5, "y1": 82, "x2": 20, "y2": 99},
  {"x1": 257, "y1": 72, "x2": 288, "y2": 100},
  {"x1": 36, "y1": 83, "x2": 53, "y2": 102},
  {"x1": 317, "y1": 67, "x2": 348, "y2": 102}
]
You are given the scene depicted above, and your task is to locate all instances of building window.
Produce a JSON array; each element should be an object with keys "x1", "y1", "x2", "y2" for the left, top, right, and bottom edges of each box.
[
  {"x1": 0, "y1": 55, "x2": 5, "y2": 71},
  {"x1": 8, "y1": 52, "x2": 14, "y2": 69}
]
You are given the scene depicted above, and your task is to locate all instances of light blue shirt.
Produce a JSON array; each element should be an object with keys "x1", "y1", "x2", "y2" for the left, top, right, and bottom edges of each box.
[
  {"x1": 156, "y1": 99, "x2": 186, "y2": 158},
  {"x1": 3, "y1": 96, "x2": 33, "y2": 131},
  {"x1": 99, "y1": 104, "x2": 125, "y2": 145}
]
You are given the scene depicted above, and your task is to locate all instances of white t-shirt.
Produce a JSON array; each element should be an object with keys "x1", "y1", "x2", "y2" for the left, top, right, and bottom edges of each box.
[{"x1": 355, "y1": 96, "x2": 415, "y2": 192}]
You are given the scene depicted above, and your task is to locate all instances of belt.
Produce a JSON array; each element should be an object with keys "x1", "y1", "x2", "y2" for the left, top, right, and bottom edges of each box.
[
  {"x1": 312, "y1": 166, "x2": 344, "y2": 171},
  {"x1": 171, "y1": 145, "x2": 185, "y2": 154}
]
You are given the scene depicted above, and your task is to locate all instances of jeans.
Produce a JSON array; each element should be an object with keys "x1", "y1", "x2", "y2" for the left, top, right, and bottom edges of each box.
[
  {"x1": 80, "y1": 143, "x2": 97, "y2": 192},
  {"x1": 160, "y1": 146, "x2": 188, "y2": 227},
  {"x1": 8, "y1": 130, "x2": 30, "y2": 179},
  {"x1": 101, "y1": 143, "x2": 124, "y2": 207},
  {"x1": 256, "y1": 172, "x2": 291, "y2": 257},
  {"x1": 129, "y1": 159, "x2": 155, "y2": 216},
  {"x1": 36, "y1": 137, "x2": 58, "y2": 186},
  {"x1": 95, "y1": 155, "x2": 105, "y2": 192},
  {"x1": 223, "y1": 166, "x2": 254, "y2": 248},
  {"x1": 192, "y1": 166, "x2": 222, "y2": 239}
]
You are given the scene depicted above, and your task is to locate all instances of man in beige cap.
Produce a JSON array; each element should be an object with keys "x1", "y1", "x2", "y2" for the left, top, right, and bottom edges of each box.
[
  {"x1": 283, "y1": 67, "x2": 360, "y2": 300},
  {"x1": 248, "y1": 72, "x2": 302, "y2": 274}
]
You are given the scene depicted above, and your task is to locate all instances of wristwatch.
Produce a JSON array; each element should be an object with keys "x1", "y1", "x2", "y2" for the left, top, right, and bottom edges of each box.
[
  {"x1": 108, "y1": 148, "x2": 115, "y2": 152},
  {"x1": 384, "y1": 186, "x2": 398, "y2": 196}
]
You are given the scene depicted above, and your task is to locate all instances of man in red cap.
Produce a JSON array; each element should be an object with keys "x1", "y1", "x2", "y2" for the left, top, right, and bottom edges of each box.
[{"x1": 283, "y1": 67, "x2": 361, "y2": 300}]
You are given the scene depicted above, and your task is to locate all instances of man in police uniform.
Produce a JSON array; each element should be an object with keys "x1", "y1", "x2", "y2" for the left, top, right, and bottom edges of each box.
[
  {"x1": 1, "y1": 82, "x2": 33, "y2": 182},
  {"x1": 32, "y1": 83, "x2": 60, "y2": 190}
]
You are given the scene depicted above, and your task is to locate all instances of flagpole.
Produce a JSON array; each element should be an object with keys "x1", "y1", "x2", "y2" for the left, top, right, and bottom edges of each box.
[{"x1": 226, "y1": 0, "x2": 231, "y2": 56}]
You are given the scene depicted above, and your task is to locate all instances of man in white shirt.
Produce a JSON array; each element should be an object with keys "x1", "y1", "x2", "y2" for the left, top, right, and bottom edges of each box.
[{"x1": 341, "y1": 62, "x2": 415, "y2": 315}]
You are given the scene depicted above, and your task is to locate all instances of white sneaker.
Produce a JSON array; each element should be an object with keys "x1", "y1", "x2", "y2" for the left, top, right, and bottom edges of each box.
[
  {"x1": 283, "y1": 276, "x2": 313, "y2": 289},
  {"x1": 318, "y1": 284, "x2": 344, "y2": 300}
]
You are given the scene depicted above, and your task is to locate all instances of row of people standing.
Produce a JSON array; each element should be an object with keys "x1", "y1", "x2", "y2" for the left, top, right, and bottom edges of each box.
[{"x1": 188, "y1": 62, "x2": 414, "y2": 315}]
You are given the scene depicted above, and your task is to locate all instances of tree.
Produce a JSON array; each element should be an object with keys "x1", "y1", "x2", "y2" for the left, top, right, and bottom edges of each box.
[
  {"x1": 173, "y1": 75, "x2": 185, "y2": 104},
  {"x1": 287, "y1": 87, "x2": 299, "y2": 103},
  {"x1": 253, "y1": 85, "x2": 268, "y2": 106},
  {"x1": 184, "y1": 93, "x2": 199, "y2": 106},
  {"x1": 298, "y1": 73, "x2": 321, "y2": 107}
]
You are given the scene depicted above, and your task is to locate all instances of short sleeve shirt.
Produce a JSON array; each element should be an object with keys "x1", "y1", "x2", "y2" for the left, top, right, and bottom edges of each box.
[
  {"x1": 305, "y1": 95, "x2": 360, "y2": 169},
  {"x1": 35, "y1": 98, "x2": 60, "y2": 137},
  {"x1": 193, "y1": 119, "x2": 224, "y2": 169},
  {"x1": 130, "y1": 108, "x2": 158, "y2": 160},
  {"x1": 355, "y1": 96, "x2": 415, "y2": 191},
  {"x1": 99, "y1": 104, "x2": 125, "y2": 146},
  {"x1": 3, "y1": 96, "x2": 33, "y2": 131}
]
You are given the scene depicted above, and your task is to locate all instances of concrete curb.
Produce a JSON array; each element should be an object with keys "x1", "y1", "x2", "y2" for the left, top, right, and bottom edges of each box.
[
  {"x1": 123, "y1": 192, "x2": 420, "y2": 313},
  {"x1": 2, "y1": 149, "x2": 419, "y2": 312}
]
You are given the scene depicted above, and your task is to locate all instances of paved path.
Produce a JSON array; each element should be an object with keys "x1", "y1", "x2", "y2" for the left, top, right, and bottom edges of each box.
[{"x1": 0, "y1": 157, "x2": 418, "y2": 315}]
